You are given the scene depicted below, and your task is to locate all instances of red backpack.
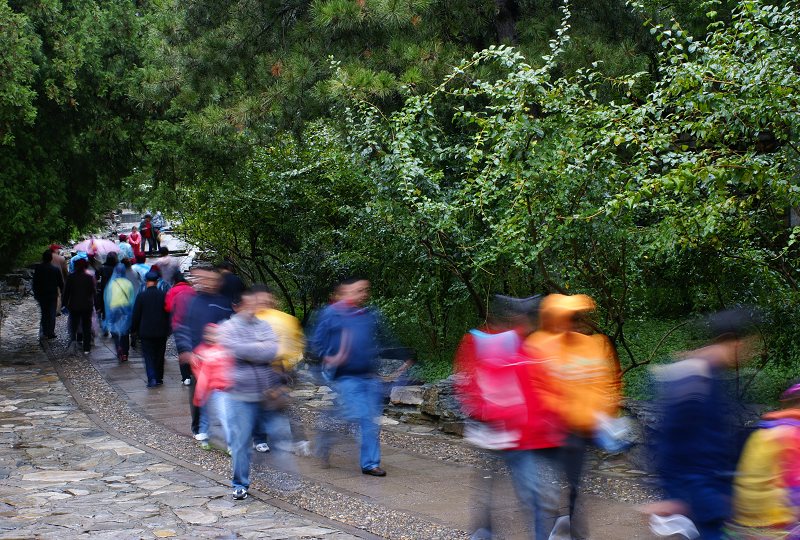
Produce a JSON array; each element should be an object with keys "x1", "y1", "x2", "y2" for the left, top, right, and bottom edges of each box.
[{"x1": 467, "y1": 329, "x2": 530, "y2": 423}]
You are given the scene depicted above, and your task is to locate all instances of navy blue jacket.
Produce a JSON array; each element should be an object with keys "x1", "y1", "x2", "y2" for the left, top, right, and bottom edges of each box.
[
  {"x1": 131, "y1": 286, "x2": 170, "y2": 338},
  {"x1": 310, "y1": 302, "x2": 397, "y2": 379},
  {"x1": 653, "y1": 359, "x2": 743, "y2": 525},
  {"x1": 174, "y1": 293, "x2": 233, "y2": 354}
]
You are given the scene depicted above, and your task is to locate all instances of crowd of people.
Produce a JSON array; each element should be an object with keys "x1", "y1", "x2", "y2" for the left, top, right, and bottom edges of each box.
[{"x1": 31, "y1": 231, "x2": 800, "y2": 538}]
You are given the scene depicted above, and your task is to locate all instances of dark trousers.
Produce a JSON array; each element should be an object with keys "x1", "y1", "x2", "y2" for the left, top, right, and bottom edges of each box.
[
  {"x1": 188, "y1": 369, "x2": 200, "y2": 435},
  {"x1": 38, "y1": 297, "x2": 57, "y2": 338},
  {"x1": 112, "y1": 333, "x2": 130, "y2": 358},
  {"x1": 69, "y1": 309, "x2": 93, "y2": 352},
  {"x1": 561, "y1": 433, "x2": 591, "y2": 539},
  {"x1": 140, "y1": 336, "x2": 167, "y2": 384},
  {"x1": 145, "y1": 235, "x2": 157, "y2": 253}
]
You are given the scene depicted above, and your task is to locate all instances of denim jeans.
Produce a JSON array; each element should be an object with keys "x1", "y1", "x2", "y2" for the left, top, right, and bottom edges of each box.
[
  {"x1": 317, "y1": 375, "x2": 382, "y2": 471},
  {"x1": 198, "y1": 390, "x2": 230, "y2": 445},
  {"x1": 225, "y1": 397, "x2": 296, "y2": 490}
]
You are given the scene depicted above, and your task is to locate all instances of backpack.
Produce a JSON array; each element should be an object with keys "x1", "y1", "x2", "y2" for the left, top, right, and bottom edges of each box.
[{"x1": 468, "y1": 329, "x2": 529, "y2": 423}]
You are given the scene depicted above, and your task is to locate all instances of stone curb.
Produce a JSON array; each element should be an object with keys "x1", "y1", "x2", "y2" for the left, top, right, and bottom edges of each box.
[{"x1": 47, "y1": 347, "x2": 384, "y2": 540}]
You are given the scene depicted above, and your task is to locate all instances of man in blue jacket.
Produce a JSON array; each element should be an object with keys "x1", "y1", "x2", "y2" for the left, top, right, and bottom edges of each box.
[
  {"x1": 311, "y1": 277, "x2": 397, "y2": 477},
  {"x1": 175, "y1": 266, "x2": 233, "y2": 437}
]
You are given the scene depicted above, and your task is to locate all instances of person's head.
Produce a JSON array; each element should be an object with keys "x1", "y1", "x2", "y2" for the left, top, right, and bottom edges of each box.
[
  {"x1": 704, "y1": 307, "x2": 761, "y2": 368},
  {"x1": 145, "y1": 271, "x2": 159, "y2": 286},
  {"x1": 537, "y1": 294, "x2": 596, "y2": 334},
  {"x1": 106, "y1": 252, "x2": 119, "y2": 266},
  {"x1": 217, "y1": 260, "x2": 235, "y2": 274},
  {"x1": 114, "y1": 263, "x2": 127, "y2": 278},
  {"x1": 119, "y1": 234, "x2": 128, "y2": 242},
  {"x1": 191, "y1": 266, "x2": 222, "y2": 295},
  {"x1": 203, "y1": 323, "x2": 220, "y2": 345},
  {"x1": 159, "y1": 246, "x2": 169, "y2": 257},
  {"x1": 490, "y1": 294, "x2": 542, "y2": 335},
  {"x1": 173, "y1": 272, "x2": 187, "y2": 285},
  {"x1": 131, "y1": 225, "x2": 138, "y2": 233},
  {"x1": 123, "y1": 258, "x2": 132, "y2": 269},
  {"x1": 41, "y1": 249, "x2": 53, "y2": 264},
  {"x1": 250, "y1": 283, "x2": 275, "y2": 311},
  {"x1": 236, "y1": 287, "x2": 261, "y2": 317},
  {"x1": 135, "y1": 253, "x2": 146, "y2": 264},
  {"x1": 338, "y1": 277, "x2": 370, "y2": 307},
  {"x1": 144, "y1": 214, "x2": 151, "y2": 222},
  {"x1": 74, "y1": 258, "x2": 88, "y2": 272},
  {"x1": 50, "y1": 244, "x2": 62, "y2": 253}
]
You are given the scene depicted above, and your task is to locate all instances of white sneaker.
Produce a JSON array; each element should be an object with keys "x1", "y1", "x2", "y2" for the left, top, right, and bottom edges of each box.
[
  {"x1": 254, "y1": 443, "x2": 270, "y2": 453},
  {"x1": 194, "y1": 433, "x2": 209, "y2": 441},
  {"x1": 182, "y1": 378, "x2": 191, "y2": 386}
]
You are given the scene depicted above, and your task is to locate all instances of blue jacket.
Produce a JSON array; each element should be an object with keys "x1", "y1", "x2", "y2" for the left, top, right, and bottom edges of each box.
[
  {"x1": 310, "y1": 302, "x2": 387, "y2": 379},
  {"x1": 652, "y1": 358, "x2": 743, "y2": 525},
  {"x1": 174, "y1": 293, "x2": 233, "y2": 354}
]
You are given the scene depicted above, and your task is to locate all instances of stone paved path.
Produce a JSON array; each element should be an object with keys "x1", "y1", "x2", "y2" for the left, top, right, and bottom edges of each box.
[{"x1": 0, "y1": 298, "x2": 359, "y2": 539}]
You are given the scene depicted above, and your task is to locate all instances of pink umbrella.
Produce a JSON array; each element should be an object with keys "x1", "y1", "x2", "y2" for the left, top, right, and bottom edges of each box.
[{"x1": 73, "y1": 237, "x2": 119, "y2": 258}]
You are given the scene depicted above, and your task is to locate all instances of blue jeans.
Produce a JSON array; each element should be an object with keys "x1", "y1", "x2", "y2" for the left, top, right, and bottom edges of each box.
[
  {"x1": 318, "y1": 375, "x2": 382, "y2": 471},
  {"x1": 198, "y1": 391, "x2": 230, "y2": 444},
  {"x1": 503, "y1": 449, "x2": 560, "y2": 540},
  {"x1": 225, "y1": 397, "x2": 296, "y2": 491}
]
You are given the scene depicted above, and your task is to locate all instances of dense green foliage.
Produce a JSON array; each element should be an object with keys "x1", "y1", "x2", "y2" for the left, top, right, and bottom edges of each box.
[{"x1": 4, "y1": 0, "x2": 799, "y2": 400}]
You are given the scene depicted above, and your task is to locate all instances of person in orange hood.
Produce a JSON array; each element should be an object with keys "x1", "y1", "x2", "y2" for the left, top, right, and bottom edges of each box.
[{"x1": 525, "y1": 293, "x2": 622, "y2": 540}]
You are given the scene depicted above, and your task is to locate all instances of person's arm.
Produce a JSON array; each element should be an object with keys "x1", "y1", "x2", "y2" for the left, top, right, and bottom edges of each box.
[
  {"x1": 131, "y1": 295, "x2": 142, "y2": 335},
  {"x1": 219, "y1": 320, "x2": 278, "y2": 364},
  {"x1": 173, "y1": 297, "x2": 195, "y2": 354}
]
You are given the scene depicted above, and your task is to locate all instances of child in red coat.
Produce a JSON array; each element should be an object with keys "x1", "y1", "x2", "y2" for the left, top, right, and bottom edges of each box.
[{"x1": 191, "y1": 323, "x2": 234, "y2": 450}]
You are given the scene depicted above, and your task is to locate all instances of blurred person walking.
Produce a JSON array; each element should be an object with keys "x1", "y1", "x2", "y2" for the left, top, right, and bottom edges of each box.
[
  {"x1": 97, "y1": 252, "x2": 119, "y2": 333},
  {"x1": 104, "y1": 264, "x2": 135, "y2": 363},
  {"x1": 219, "y1": 286, "x2": 297, "y2": 500},
  {"x1": 311, "y1": 277, "x2": 404, "y2": 477},
  {"x1": 63, "y1": 257, "x2": 96, "y2": 355},
  {"x1": 191, "y1": 323, "x2": 234, "y2": 451},
  {"x1": 218, "y1": 260, "x2": 245, "y2": 305},
  {"x1": 140, "y1": 214, "x2": 157, "y2": 254},
  {"x1": 131, "y1": 271, "x2": 170, "y2": 387},
  {"x1": 156, "y1": 246, "x2": 178, "y2": 289},
  {"x1": 165, "y1": 272, "x2": 196, "y2": 385},
  {"x1": 128, "y1": 226, "x2": 142, "y2": 258},
  {"x1": 174, "y1": 267, "x2": 233, "y2": 439},
  {"x1": 455, "y1": 295, "x2": 564, "y2": 540},
  {"x1": 646, "y1": 308, "x2": 760, "y2": 540},
  {"x1": 254, "y1": 286, "x2": 306, "y2": 454},
  {"x1": 117, "y1": 234, "x2": 134, "y2": 262},
  {"x1": 727, "y1": 382, "x2": 800, "y2": 539},
  {"x1": 32, "y1": 249, "x2": 64, "y2": 339},
  {"x1": 526, "y1": 294, "x2": 622, "y2": 540}
]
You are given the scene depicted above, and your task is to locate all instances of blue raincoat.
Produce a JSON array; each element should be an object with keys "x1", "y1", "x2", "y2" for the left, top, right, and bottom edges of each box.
[{"x1": 103, "y1": 264, "x2": 135, "y2": 335}]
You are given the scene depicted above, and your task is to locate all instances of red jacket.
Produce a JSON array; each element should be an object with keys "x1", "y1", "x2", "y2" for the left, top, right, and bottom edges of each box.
[
  {"x1": 165, "y1": 282, "x2": 195, "y2": 331},
  {"x1": 191, "y1": 343, "x2": 234, "y2": 406},
  {"x1": 454, "y1": 328, "x2": 564, "y2": 450}
]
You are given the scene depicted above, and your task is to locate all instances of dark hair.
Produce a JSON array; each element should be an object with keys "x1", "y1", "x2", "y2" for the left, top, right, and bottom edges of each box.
[
  {"x1": 123, "y1": 258, "x2": 132, "y2": 269},
  {"x1": 245, "y1": 283, "x2": 272, "y2": 296},
  {"x1": 218, "y1": 260, "x2": 235, "y2": 271},
  {"x1": 173, "y1": 272, "x2": 187, "y2": 284},
  {"x1": 339, "y1": 275, "x2": 367, "y2": 286},
  {"x1": 135, "y1": 253, "x2": 146, "y2": 264},
  {"x1": 74, "y1": 258, "x2": 88, "y2": 271},
  {"x1": 106, "y1": 252, "x2": 119, "y2": 265},
  {"x1": 159, "y1": 246, "x2": 169, "y2": 256},
  {"x1": 41, "y1": 249, "x2": 53, "y2": 263},
  {"x1": 707, "y1": 307, "x2": 761, "y2": 342}
]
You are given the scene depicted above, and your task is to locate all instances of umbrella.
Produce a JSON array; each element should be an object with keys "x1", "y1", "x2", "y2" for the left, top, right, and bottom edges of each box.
[{"x1": 73, "y1": 238, "x2": 119, "y2": 259}]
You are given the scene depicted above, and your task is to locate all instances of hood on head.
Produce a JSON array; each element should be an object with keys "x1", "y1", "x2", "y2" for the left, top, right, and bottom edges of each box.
[{"x1": 538, "y1": 294, "x2": 595, "y2": 332}]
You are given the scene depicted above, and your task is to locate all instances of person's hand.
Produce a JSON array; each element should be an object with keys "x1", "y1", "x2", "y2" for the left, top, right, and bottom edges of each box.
[
  {"x1": 637, "y1": 499, "x2": 689, "y2": 516},
  {"x1": 178, "y1": 352, "x2": 193, "y2": 365}
]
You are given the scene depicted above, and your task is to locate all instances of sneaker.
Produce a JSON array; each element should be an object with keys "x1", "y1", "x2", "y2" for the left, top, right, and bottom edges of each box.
[
  {"x1": 200, "y1": 441, "x2": 211, "y2": 451},
  {"x1": 361, "y1": 466, "x2": 387, "y2": 477},
  {"x1": 182, "y1": 378, "x2": 191, "y2": 386},
  {"x1": 232, "y1": 488, "x2": 248, "y2": 500},
  {"x1": 226, "y1": 447, "x2": 232, "y2": 456},
  {"x1": 194, "y1": 433, "x2": 209, "y2": 442},
  {"x1": 83, "y1": 351, "x2": 90, "y2": 356},
  {"x1": 254, "y1": 443, "x2": 270, "y2": 453}
]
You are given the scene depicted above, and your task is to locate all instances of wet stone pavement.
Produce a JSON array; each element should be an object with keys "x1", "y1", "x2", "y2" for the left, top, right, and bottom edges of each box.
[{"x1": 0, "y1": 298, "x2": 359, "y2": 539}]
